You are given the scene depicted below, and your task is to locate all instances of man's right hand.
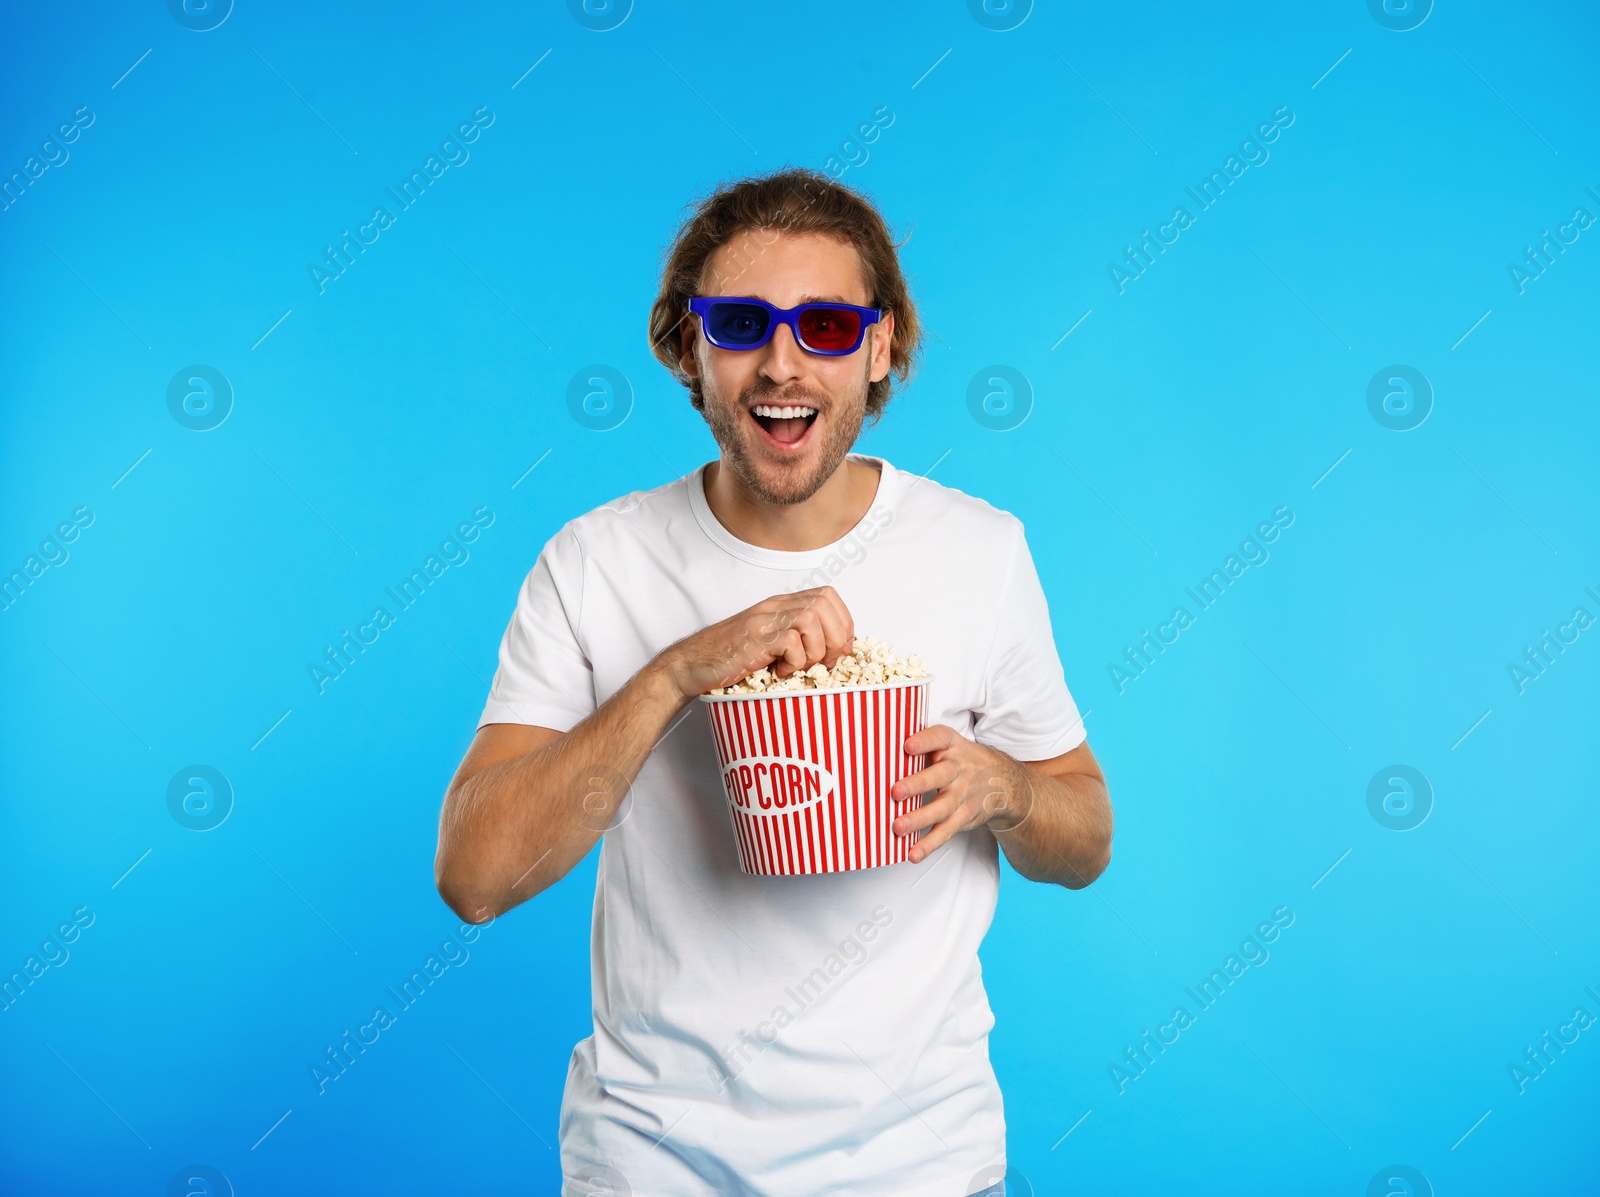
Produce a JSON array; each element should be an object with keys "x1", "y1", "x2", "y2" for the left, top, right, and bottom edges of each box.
[
  {"x1": 658, "y1": 585, "x2": 855, "y2": 700},
  {"x1": 437, "y1": 585, "x2": 854, "y2": 921}
]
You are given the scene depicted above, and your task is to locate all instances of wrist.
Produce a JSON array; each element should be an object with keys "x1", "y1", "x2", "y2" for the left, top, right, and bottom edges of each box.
[
  {"x1": 982, "y1": 753, "x2": 1033, "y2": 834},
  {"x1": 642, "y1": 650, "x2": 690, "y2": 707}
]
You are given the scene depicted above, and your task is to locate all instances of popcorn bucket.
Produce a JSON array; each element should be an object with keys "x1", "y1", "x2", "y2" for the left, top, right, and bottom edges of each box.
[{"x1": 699, "y1": 678, "x2": 933, "y2": 876}]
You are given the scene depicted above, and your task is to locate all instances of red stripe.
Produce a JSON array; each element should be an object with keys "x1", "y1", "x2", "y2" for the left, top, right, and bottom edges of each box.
[
  {"x1": 728, "y1": 703, "x2": 755, "y2": 872},
  {"x1": 858, "y1": 691, "x2": 869, "y2": 869},
  {"x1": 734, "y1": 699, "x2": 751, "y2": 760},
  {"x1": 902, "y1": 685, "x2": 912, "y2": 861},
  {"x1": 905, "y1": 685, "x2": 916, "y2": 859},
  {"x1": 738, "y1": 703, "x2": 767, "y2": 874},
  {"x1": 772, "y1": 700, "x2": 795, "y2": 874},
  {"x1": 873, "y1": 688, "x2": 885, "y2": 868},
  {"x1": 912, "y1": 685, "x2": 925, "y2": 853},
  {"x1": 779, "y1": 699, "x2": 798, "y2": 875},
  {"x1": 743, "y1": 696, "x2": 758, "y2": 759},
  {"x1": 859, "y1": 690, "x2": 871, "y2": 869},
  {"x1": 866, "y1": 688, "x2": 877, "y2": 868},
  {"x1": 890, "y1": 685, "x2": 902, "y2": 863},
  {"x1": 710, "y1": 707, "x2": 737, "y2": 868},
  {"x1": 749, "y1": 703, "x2": 774, "y2": 875},
  {"x1": 753, "y1": 695, "x2": 770, "y2": 756},
  {"x1": 804, "y1": 800, "x2": 819, "y2": 875},
  {"x1": 780, "y1": 698, "x2": 800, "y2": 876},
  {"x1": 839, "y1": 690, "x2": 853, "y2": 870},
  {"x1": 824, "y1": 692, "x2": 837, "y2": 870},
  {"x1": 872, "y1": 690, "x2": 881, "y2": 866},
  {"x1": 721, "y1": 709, "x2": 753, "y2": 872},
  {"x1": 777, "y1": 793, "x2": 796, "y2": 870},
  {"x1": 723, "y1": 708, "x2": 756, "y2": 872},
  {"x1": 803, "y1": 696, "x2": 821, "y2": 873},
  {"x1": 896, "y1": 688, "x2": 907, "y2": 862},
  {"x1": 802, "y1": 695, "x2": 819, "y2": 872},
  {"x1": 775, "y1": 693, "x2": 793, "y2": 757},
  {"x1": 824, "y1": 692, "x2": 840, "y2": 872},
  {"x1": 888, "y1": 687, "x2": 897, "y2": 864},
  {"x1": 908, "y1": 681, "x2": 921, "y2": 857},
  {"x1": 733, "y1": 805, "x2": 749, "y2": 872},
  {"x1": 848, "y1": 690, "x2": 863, "y2": 871},
  {"x1": 896, "y1": 686, "x2": 907, "y2": 862},
  {"x1": 764, "y1": 699, "x2": 784, "y2": 875},
  {"x1": 719, "y1": 701, "x2": 736, "y2": 763},
  {"x1": 884, "y1": 689, "x2": 894, "y2": 864},
  {"x1": 743, "y1": 703, "x2": 773, "y2": 874},
  {"x1": 838, "y1": 691, "x2": 851, "y2": 870},
  {"x1": 883, "y1": 688, "x2": 892, "y2": 865},
  {"x1": 911, "y1": 687, "x2": 922, "y2": 852}
]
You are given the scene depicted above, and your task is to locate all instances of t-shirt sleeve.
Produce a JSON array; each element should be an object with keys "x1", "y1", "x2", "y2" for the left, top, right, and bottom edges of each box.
[
  {"x1": 970, "y1": 519, "x2": 1088, "y2": 761},
  {"x1": 477, "y1": 522, "x2": 598, "y2": 733}
]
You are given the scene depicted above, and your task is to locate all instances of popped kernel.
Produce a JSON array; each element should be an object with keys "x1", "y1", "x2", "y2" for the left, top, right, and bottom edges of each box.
[{"x1": 708, "y1": 634, "x2": 929, "y2": 695}]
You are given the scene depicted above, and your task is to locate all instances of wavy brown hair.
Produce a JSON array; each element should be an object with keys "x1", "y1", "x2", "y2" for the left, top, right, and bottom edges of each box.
[{"x1": 648, "y1": 168, "x2": 920, "y2": 424}]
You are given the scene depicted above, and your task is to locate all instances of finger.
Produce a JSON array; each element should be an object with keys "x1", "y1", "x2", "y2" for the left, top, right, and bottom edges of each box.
[
  {"x1": 904, "y1": 724, "x2": 961, "y2": 758},
  {"x1": 893, "y1": 789, "x2": 957, "y2": 837},
  {"x1": 806, "y1": 587, "x2": 853, "y2": 666},
  {"x1": 764, "y1": 601, "x2": 825, "y2": 668},
  {"x1": 774, "y1": 597, "x2": 830, "y2": 665},
  {"x1": 793, "y1": 610, "x2": 826, "y2": 672},
  {"x1": 891, "y1": 758, "x2": 958, "y2": 802},
  {"x1": 755, "y1": 606, "x2": 795, "y2": 650},
  {"x1": 771, "y1": 628, "x2": 807, "y2": 677},
  {"x1": 907, "y1": 800, "x2": 976, "y2": 862}
]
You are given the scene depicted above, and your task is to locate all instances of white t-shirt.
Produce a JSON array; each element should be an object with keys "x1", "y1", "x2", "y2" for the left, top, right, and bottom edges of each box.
[{"x1": 479, "y1": 453, "x2": 1087, "y2": 1197}]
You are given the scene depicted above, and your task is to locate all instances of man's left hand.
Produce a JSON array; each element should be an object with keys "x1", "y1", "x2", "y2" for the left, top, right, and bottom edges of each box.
[{"x1": 890, "y1": 725, "x2": 1032, "y2": 864}]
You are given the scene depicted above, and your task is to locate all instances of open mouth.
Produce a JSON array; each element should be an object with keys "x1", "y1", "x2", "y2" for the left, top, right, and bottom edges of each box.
[{"x1": 749, "y1": 402, "x2": 819, "y2": 450}]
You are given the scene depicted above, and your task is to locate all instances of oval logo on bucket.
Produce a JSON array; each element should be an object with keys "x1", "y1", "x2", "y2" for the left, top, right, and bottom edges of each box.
[{"x1": 721, "y1": 756, "x2": 836, "y2": 816}]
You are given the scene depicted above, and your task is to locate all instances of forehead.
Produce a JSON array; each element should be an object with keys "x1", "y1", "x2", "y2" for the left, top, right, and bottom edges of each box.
[{"x1": 699, "y1": 229, "x2": 870, "y2": 305}]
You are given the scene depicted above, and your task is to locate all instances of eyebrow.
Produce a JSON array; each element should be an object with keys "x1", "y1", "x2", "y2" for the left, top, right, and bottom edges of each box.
[{"x1": 720, "y1": 293, "x2": 859, "y2": 306}]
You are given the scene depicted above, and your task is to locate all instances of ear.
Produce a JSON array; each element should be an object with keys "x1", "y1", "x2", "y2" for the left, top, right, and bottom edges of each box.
[
  {"x1": 678, "y1": 309, "x2": 701, "y2": 380},
  {"x1": 867, "y1": 309, "x2": 895, "y2": 383}
]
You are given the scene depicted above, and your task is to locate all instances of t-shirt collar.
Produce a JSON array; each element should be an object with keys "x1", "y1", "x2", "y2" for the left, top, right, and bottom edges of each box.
[{"x1": 686, "y1": 453, "x2": 902, "y2": 570}]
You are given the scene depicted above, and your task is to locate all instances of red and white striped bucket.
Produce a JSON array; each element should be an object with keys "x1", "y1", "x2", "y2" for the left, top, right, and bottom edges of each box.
[{"x1": 699, "y1": 679, "x2": 933, "y2": 876}]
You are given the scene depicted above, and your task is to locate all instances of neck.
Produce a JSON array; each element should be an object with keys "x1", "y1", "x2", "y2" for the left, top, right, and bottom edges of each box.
[{"x1": 703, "y1": 457, "x2": 881, "y2": 552}]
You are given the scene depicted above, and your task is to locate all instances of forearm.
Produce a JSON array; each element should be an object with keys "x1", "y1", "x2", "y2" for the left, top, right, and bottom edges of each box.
[
  {"x1": 436, "y1": 660, "x2": 687, "y2": 920},
  {"x1": 988, "y1": 753, "x2": 1113, "y2": 889}
]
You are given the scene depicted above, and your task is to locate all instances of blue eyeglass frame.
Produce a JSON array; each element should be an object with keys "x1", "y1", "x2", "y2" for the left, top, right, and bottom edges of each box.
[{"x1": 688, "y1": 296, "x2": 883, "y2": 356}]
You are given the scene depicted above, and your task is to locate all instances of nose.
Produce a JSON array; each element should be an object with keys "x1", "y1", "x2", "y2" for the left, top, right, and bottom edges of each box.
[{"x1": 758, "y1": 319, "x2": 806, "y2": 386}]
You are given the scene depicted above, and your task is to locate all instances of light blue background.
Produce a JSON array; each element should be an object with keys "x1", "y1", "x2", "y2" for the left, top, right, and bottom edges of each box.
[{"x1": 3, "y1": 2, "x2": 1597, "y2": 1193}]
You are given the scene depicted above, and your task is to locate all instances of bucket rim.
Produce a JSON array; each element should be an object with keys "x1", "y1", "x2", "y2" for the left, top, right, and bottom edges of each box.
[{"x1": 697, "y1": 675, "x2": 934, "y2": 703}]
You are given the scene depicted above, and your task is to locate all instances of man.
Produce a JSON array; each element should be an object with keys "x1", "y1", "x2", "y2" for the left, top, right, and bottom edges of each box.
[{"x1": 434, "y1": 168, "x2": 1113, "y2": 1197}]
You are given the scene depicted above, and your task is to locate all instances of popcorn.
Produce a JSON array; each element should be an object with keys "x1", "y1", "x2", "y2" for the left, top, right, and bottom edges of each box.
[{"x1": 707, "y1": 634, "x2": 928, "y2": 695}]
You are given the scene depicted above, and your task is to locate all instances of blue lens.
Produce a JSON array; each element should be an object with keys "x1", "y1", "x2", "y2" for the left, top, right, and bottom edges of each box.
[{"x1": 706, "y1": 301, "x2": 771, "y2": 346}]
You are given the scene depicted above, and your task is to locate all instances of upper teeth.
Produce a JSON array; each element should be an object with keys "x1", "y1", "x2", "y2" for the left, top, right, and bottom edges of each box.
[{"x1": 753, "y1": 405, "x2": 817, "y2": 419}]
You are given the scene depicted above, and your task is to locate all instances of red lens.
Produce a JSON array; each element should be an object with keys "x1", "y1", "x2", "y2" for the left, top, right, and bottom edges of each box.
[{"x1": 796, "y1": 306, "x2": 863, "y2": 352}]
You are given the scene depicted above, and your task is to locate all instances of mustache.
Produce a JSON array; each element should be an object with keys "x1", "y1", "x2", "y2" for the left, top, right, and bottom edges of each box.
[{"x1": 740, "y1": 379, "x2": 827, "y2": 410}]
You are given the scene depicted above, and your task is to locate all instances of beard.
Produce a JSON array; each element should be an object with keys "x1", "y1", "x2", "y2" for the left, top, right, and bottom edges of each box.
[{"x1": 698, "y1": 360, "x2": 869, "y2": 506}]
